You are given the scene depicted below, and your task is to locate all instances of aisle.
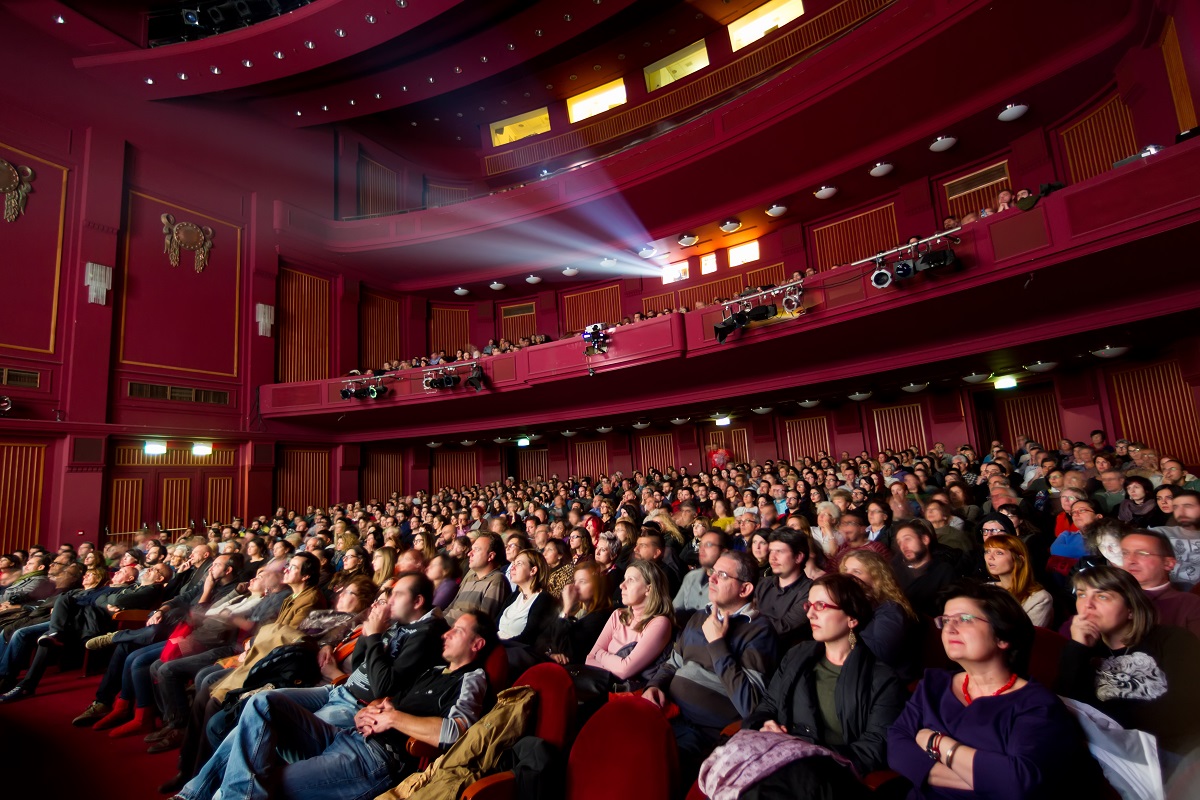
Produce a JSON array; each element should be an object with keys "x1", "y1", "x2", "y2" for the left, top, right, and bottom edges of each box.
[{"x1": 0, "y1": 669, "x2": 176, "y2": 796}]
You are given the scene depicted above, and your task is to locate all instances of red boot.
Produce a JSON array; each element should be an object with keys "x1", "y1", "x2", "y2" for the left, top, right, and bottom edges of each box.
[
  {"x1": 91, "y1": 697, "x2": 132, "y2": 731},
  {"x1": 108, "y1": 706, "x2": 157, "y2": 738}
]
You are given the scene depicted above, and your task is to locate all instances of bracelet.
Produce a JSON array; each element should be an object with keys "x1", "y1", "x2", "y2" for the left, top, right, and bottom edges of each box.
[
  {"x1": 926, "y1": 731, "x2": 942, "y2": 761},
  {"x1": 944, "y1": 740, "x2": 959, "y2": 768}
]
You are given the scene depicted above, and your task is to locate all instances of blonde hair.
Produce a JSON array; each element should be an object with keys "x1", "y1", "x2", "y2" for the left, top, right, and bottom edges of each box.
[
  {"x1": 372, "y1": 546, "x2": 397, "y2": 586},
  {"x1": 618, "y1": 559, "x2": 675, "y2": 633},
  {"x1": 840, "y1": 550, "x2": 916, "y2": 620}
]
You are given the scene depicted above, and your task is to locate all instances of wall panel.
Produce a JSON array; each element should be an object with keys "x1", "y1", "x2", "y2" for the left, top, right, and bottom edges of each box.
[
  {"x1": 359, "y1": 290, "x2": 402, "y2": 370},
  {"x1": 517, "y1": 448, "x2": 549, "y2": 481},
  {"x1": 998, "y1": 392, "x2": 1061, "y2": 455},
  {"x1": 679, "y1": 276, "x2": 743, "y2": 310},
  {"x1": 784, "y1": 416, "x2": 832, "y2": 462},
  {"x1": 561, "y1": 284, "x2": 622, "y2": 333},
  {"x1": 746, "y1": 262, "x2": 787, "y2": 288},
  {"x1": 205, "y1": 476, "x2": 233, "y2": 526},
  {"x1": 637, "y1": 433, "x2": 675, "y2": 472},
  {"x1": 1162, "y1": 17, "x2": 1198, "y2": 134},
  {"x1": 500, "y1": 302, "x2": 537, "y2": 343},
  {"x1": 159, "y1": 476, "x2": 191, "y2": 533},
  {"x1": 0, "y1": 443, "x2": 45, "y2": 552},
  {"x1": 642, "y1": 291, "x2": 677, "y2": 315},
  {"x1": 357, "y1": 157, "x2": 397, "y2": 217},
  {"x1": 731, "y1": 428, "x2": 749, "y2": 463},
  {"x1": 811, "y1": 203, "x2": 898, "y2": 271},
  {"x1": 362, "y1": 449, "x2": 405, "y2": 503},
  {"x1": 431, "y1": 451, "x2": 477, "y2": 491},
  {"x1": 277, "y1": 267, "x2": 331, "y2": 382},
  {"x1": 873, "y1": 403, "x2": 927, "y2": 453},
  {"x1": 429, "y1": 306, "x2": 471, "y2": 354},
  {"x1": 1110, "y1": 360, "x2": 1200, "y2": 464},
  {"x1": 108, "y1": 477, "x2": 144, "y2": 538},
  {"x1": 276, "y1": 447, "x2": 330, "y2": 511},
  {"x1": 1059, "y1": 94, "x2": 1138, "y2": 185},
  {"x1": 574, "y1": 441, "x2": 609, "y2": 480}
]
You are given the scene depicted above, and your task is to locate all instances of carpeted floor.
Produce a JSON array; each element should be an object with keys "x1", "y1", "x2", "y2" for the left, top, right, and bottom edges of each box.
[{"x1": 0, "y1": 669, "x2": 178, "y2": 796}]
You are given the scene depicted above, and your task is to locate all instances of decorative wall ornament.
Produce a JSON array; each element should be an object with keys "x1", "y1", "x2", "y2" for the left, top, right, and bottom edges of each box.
[
  {"x1": 161, "y1": 213, "x2": 214, "y2": 272},
  {"x1": 255, "y1": 303, "x2": 275, "y2": 337},
  {"x1": 84, "y1": 262, "x2": 113, "y2": 305},
  {"x1": 0, "y1": 158, "x2": 34, "y2": 222}
]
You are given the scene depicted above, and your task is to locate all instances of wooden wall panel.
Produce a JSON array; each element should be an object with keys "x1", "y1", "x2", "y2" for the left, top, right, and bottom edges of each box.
[
  {"x1": 707, "y1": 430, "x2": 728, "y2": 454},
  {"x1": 642, "y1": 291, "x2": 677, "y2": 315},
  {"x1": 360, "y1": 290, "x2": 402, "y2": 370},
  {"x1": 811, "y1": 203, "x2": 898, "y2": 271},
  {"x1": 784, "y1": 416, "x2": 832, "y2": 462},
  {"x1": 108, "y1": 477, "x2": 144, "y2": 538},
  {"x1": 500, "y1": 302, "x2": 537, "y2": 343},
  {"x1": 115, "y1": 445, "x2": 236, "y2": 467},
  {"x1": 1059, "y1": 94, "x2": 1138, "y2": 185},
  {"x1": 357, "y1": 157, "x2": 397, "y2": 217},
  {"x1": 277, "y1": 268, "x2": 331, "y2": 382},
  {"x1": 0, "y1": 443, "x2": 45, "y2": 552},
  {"x1": 1162, "y1": 17, "x2": 1198, "y2": 134},
  {"x1": 637, "y1": 433, "x2": 675, "y2": 472},
  {"x1": 746, "y1": 262, "x2": 787, "y2": 288},
  {"x1": 1110, "y1": 360, "x2": 1200, "y2": 464},
  {"x1": 679, "y1": 276, "x2": 743, "y2": 310},
  {"x1": 517, "y1": 448, "x2": 549, "y2": 481},
  {"x1": 873, "y1": 403, "x2": 927, "y2": 453},
  {"x1": 205, "y1": 476, "x2": 233, "y2": 526},
  {"x1": 429, "y1": 306, "x2": 471, "y2": 354},
  {"x1": 999, "y1": 392, "x2": 1061, "y2": 454},
  {"x1": 573, "y1": 441, "x2": 609, "y2": 480},
  {"x1": 159, "y1": 476, "x2": 191, "y2": 532},
  {"x1": 276, "y1": 447, "x2": 330, "y2": 511},
  {"x1": 431, "y1": 451, "x2": 477, "y2": 491},
  {"x1": 362, "y1": 449, "x2": 404, "y2": 503},
  {"x1": 731, "y1": 428, "x2": 749, "y2": 463},
  {"x1": 561, "y1": 284, "x2": 622, "y2": 333}
]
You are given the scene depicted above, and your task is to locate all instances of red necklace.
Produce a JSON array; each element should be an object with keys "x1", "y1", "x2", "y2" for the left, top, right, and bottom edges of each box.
[{"x1": 962, "y1": 673, "x2": 1017, "y2": 705}]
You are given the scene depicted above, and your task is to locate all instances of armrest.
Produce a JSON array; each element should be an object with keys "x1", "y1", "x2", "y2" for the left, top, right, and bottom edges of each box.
[
  {"x1": 721, "y1": 721, "x2": 742, "y2": 738},
  {"x1": 406, "y1": 737, "x2": 441, "y2": 760},
  {"x1": 112, "y1": 609, "x2": 151, "y2": 622},
  {"x1": 330, "y1": 673, "x2": 350, "y2": 686},
  {"x1": 462, "y1": 772, "x2": 516, "y2": 800},
  {"x1": 862, "y1": 770, "x2": 904, "y2": 791},
  {"x1": 685, "y1": 779, "x2": 707, "y2": 800}
]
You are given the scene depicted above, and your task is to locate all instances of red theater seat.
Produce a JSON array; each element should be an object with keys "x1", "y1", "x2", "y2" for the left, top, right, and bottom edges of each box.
[{"x1": 566, "y1": 696, "x2": 678, "y2": 800}]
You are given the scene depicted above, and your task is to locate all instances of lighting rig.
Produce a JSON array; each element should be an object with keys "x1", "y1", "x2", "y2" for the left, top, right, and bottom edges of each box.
[
  {"x1": 581, "y1": 324, "x2": 612, "y2": 356},
  {"x1": 422, "y1": 361, "x2": 483, "y2": 392},
  {"x1": 869, "y1": 230, "x2": 960, "y2": 289},
  {"x1": 713, "y1": 279, "x2": 803, "y2": 344},
  {"x1": 339, "y1": 375, "x2": 389, "y2": 400}
]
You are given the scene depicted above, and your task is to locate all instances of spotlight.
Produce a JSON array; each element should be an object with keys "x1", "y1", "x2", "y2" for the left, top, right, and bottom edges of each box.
[
  {"x1": 466, "y1": 365, "x2": 485, "y2": 392},
  {"x1": 745, "y1": 303, "x2": 777, "y2": 322},
  {"x1": 0, "y1": 395, "x2": 12, "y2": 413},
  {"x1": 443, "y1": 374, "x2": 460, "y2": 389},
  {"x1": 340, "y1": 387, "x2": 354, "y2": 399},
  {"x1": 781, "y1": 286, "x2": 803, "y2": 313},
  {"x1": 207, "y1": 7, "x2": 225, "y2": 24},
  {"x1": 870, "y1": 257, "x2": 893, "y2": 288},
  {"x1": 353, "y1": 386, "x2": 370, "y2": 398},
  {"x1": 181, "y1": 9, "x2": 202, "y2": 27},
  {"x1": 893, "y1": 260, "x2": 916, "y2": 280},
  {"x1": 422, "y1": 374, "x2": 435, "y2": 390},
  {"x1": 368, "y1": 382, "x2": 389, "y2": 399},
  {"x1": 918, "y1": 249, "x2": 957, "y2": 270},
  {"x1": 582, "y1": 324, "x2": 609, "y2": 355},
  {"x1": 713, "y1": 309, "x2": 748, "y2": 344},
  {"x1": 233, "y1": 0, "x2": 251, "y2": 18}
]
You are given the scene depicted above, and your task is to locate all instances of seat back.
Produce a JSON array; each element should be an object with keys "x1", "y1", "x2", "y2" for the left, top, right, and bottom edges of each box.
[
  {"x1": 567, "y1": 696, "x2": 677, "y2": 800},
  {"x1": 512, "y1": 662, "x2": 577, "y2": 751},
  {"x1": 483, "y1": 644, "x2": 510, "y2": 695},
  {"x1": 1028, "y1": 626, "x2": 1068, "y2": 687}
]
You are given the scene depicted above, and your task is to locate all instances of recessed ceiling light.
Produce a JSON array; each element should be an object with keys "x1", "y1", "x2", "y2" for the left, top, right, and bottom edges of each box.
[
  {"x1": 454, "y1": 66, "x2": 462, "y2": 73},
  {"x1": 525, "y1": 275, "x2": 542, "y2": 284},
  {"x1": 273, "y1": 50, "x2": 284, "y2": 59},
  {"x1": 54, "y1": 14, "x2": 65, "y2": 23},
  {"x1": 304, "y1": 40, "x2": 315, "y2": 49},
  {"x1": 719, "y1": 219, "x2": 742, "y2": 233},
  {"x1": 177, "y1": 72, "x2": 188, "y2": 80},
  {"x1": 563, "y1": 267, "x2": 581, "y2": 276},
  {"x1": 998, "y1": 103, "x2": 1028, "y2": 122},
  {"x1": 489, "y1": 281, "x2": 505, "y2": 291},
  {"x1": 428, "y1": 77, "x2": 435, "y2": 83},
  {"x1": 374, "y1": 93, "x2": 382, "y2": 99},
  {"x1": 869, "y1": 161, "x2": 893, "y2": 177},
  {"x1": 295, "y1": 110, "x2": 302, "y2": 116},
  {"x1": 678, "y1": 233, "x2": 699, "y2": 247},
  {"x1": 349, "y1": 99, "x2": 356, "y2": 105},
  {"x1": 814, "y1": 186, "x2": 838, "y2": 200},
  {"x1": 765, "y1": 203, "x2": 787, "y2": 217},
  {"x1": 481, "y1": 56, "x2": 488, "y2": 63},
  {"x1": 334, "y1": 28, "x2": 346, "y2": 37},
  {"x1": 638, "y1": 244, "x2": 657, "y2": 258},
  {"x1": 144, "y1": 77, "x2": 155, "y2": 84},
  {"x1": 453, "y1": 287, "x2": 469, "y2": 296},
  {"x1": 365, "y1": 14, "x2": 376, "y2": 23},
  {"x1": 242, "y1": 59, "x2": 253, "y2": 67},
  {"x1": 321, "y1": 105, "x2": 329, "y2": 111},
  {"x1": 929, "y1": 135, "x2": 957, "y2": 152},
  {"x1": 210, "y1": 65, "x2": 222, "y2": 74},
  {"x1": 397, "y1": 0, "x2": 407, "y2": 7},
  {"x1": 507, "y1": 43, "x2": 515, "y2": 50}
]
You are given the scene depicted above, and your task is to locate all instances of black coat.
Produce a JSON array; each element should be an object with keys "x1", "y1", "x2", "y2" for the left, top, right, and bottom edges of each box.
[{"x1": 744, "y1": 640, "x2": 907, "y2": 774}]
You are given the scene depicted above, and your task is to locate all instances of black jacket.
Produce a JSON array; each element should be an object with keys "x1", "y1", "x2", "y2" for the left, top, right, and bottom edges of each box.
[
  {"x1": 498, "y1": 590, "x2": 558, "y2": 647},
  {"x1": 744, "y1": 640, "x2": 907, "y2": 774}
]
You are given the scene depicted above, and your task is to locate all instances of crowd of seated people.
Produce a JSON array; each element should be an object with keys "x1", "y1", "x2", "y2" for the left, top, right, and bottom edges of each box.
[
  {"x1": 349, "y1": 334, "x2": 557, "y2": 376},
  {"x1": 1, "y1": 429, "x2": 1199, "y2": 798}
]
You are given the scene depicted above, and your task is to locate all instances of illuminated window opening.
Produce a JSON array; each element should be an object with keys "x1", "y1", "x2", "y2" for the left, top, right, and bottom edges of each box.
[
  {"x1": 728, "y1": 0, "x2": 805, "y2": 52},
  {"x1": 567, "y1": 78, "x2": 627, "y2": 124},
  {"x1": 728, "y1": 240, "x2": 760, "y2": 267},
  {"x1": 663, "y1": 260, "x2": 690, "y2": 285},
  {"x1": 490, "y1": 107, "x2": 551, "y2": 147},
  {"x1": 700, "y1": 253, "x2": 718, "y2": 275},
  {"x1": 644, "y1": 40, "x2": 710, "y2": 92}
]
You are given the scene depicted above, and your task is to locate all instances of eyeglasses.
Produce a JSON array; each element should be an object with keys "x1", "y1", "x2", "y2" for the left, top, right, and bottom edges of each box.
[
  {"x1": 802, "y1": 600, "x2": 841, "y2": 612},
  {"x1": 711, "y1": 569, "x2": 745, "y2": 583},
  {"x1": 934, "y1": 613, "x2": 992, "y2": 629},
  {"x1": 1120, "y1": 549, "x2": 1164, "y2": 559},
  {"x1": 981, "y1": 526, "x2": 1006, "y2": 534}
]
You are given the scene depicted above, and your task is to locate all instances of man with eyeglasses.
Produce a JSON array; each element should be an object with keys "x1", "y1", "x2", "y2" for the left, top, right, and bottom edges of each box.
[
  {"x1": 673, "y1": 531, "x2": 727, "y2": 625},
  {"x1": 644, "y1": 550, "x2": 776, "y2": 787},
  {"x1": 1114, "y1": 530, "x2": 1200, "y2": 636}
]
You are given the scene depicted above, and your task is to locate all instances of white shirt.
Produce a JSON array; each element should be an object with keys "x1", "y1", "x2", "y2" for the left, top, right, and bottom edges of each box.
[{"x1": 497, "y1": 591, "x2": 540, "y2": 640}]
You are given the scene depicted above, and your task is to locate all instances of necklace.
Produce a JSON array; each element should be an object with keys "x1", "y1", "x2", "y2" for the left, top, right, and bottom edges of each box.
[{"x1": 962, "y1": 672, "x2": 1017, "y2": 705}]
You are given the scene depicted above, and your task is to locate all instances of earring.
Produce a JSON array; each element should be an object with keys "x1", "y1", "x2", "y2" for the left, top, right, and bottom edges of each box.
[{"x1": 848, "y1": 629, "x2": 857, "y2": 651}]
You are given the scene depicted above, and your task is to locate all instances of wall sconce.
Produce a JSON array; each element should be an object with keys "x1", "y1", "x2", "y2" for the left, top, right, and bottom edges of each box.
[
  {"x1": 192, "y1": 442, "x2": 213, "y2": 456},
  {"x1": 144, "y1": 441, "x2": 168, "y2": 456},
  {"x1": 85, "y1": 262, "x2": 112, "y2": 305},
  {"x1": 255, "y1": 303, "x2": 275, "y2": 337}
]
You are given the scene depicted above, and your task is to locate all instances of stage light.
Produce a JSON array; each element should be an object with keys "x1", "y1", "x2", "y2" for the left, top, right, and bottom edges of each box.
[
  {"x1": 354, "y1": 386, "x2": 370, "y2": 398},
  {"x1": 0, "y1": 396, "x2": 11, "y2": 413},
  {"x1": 192, "y1": 442, "x2": 213, "y2": 456},
  {"x1": 368, "y1": 382, "x2": 389, "y2": 398},
  {"x1": 745, "y1": 304, "x2": 777, "y2": 322},
  {"x1": 993, "y1": 376, "x2": 1018, "y2": 390},
  {"x1": 582, "y1": 324, "x2": 610, "y2": 355},
  {"x1": 181, "y1": 9, "x2": 203, "y2": 27},
  {"x1": 870, "y1": 264, "x2": 893, "y2": 289},
  {"x1": 918, "y1": 249, "x2": 957, "y2": 270},
  {"x1": 893, "y1": 259, "x2": 916, "y2": 280},
  {"x1": 340, "y1": 386, "x2": 354, "y2": 399},
  {"x1": 713, "y1": 309, "x2": 748, "y2": 344},
  {"x1": 781, "y1": 286, "x2": 803, "y2": 313},
  {"x1": 144, "y1": 441, "x2": 168, "y2": 456},
  {"x1": 466, "y1": 365, "x2": 485, "y2": 392}
]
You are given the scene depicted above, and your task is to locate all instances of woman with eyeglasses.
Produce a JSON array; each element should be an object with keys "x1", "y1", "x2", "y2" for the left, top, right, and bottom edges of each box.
[
  {"x1": 738, "y1": 574, "x2": 907, "y2": 794},
  {"x1": 889, "y1": 583, "x2": 1101, "y2": 799},
  {"x1": 983, "y1": 534, "x2": 1052, "y2": 627},
  {"x1": 567, "y1": 526, "x2": 595, "y2": 566},
  {"x1": 1058, "y1": 565, "x2": 1200, "y2": 778}
]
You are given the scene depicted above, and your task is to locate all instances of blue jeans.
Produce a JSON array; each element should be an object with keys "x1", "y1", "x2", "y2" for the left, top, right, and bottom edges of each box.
[
  {"x1": 180, "y1": 690, "x2": 398, "y2": 800},
  {"x1": 123, "y1": 640, "x2": 167, "y2": 707},
  {"x1": 0, "y1": 622, "x2": 49, "y2": 677}
]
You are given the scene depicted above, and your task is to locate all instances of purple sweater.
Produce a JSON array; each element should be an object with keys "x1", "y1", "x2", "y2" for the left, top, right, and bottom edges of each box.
[{"x1": 888, "y1": 669, "x2": 1100, "y2": 800}]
